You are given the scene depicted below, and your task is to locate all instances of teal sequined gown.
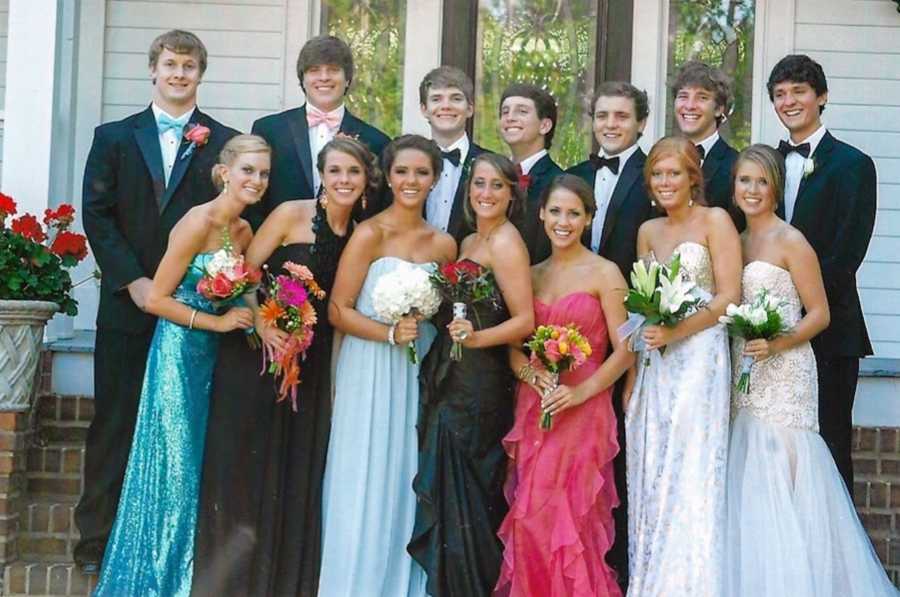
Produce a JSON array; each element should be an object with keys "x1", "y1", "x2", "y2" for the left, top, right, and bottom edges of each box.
[{"x1": 94, "y1": 253, "x2": 226, "y2": 597}]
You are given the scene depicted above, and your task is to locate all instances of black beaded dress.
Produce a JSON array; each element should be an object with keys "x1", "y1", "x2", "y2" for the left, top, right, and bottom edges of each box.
[{"x1": 192, "y1": 202, "x2": 350, "y2": 597}]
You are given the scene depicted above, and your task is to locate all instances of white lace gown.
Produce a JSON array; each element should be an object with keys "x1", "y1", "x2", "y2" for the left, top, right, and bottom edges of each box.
[
  {"x1": 626, "y1": 241, "x2": 731, "y2": 597},
  {"x1": 726, "y1": 261, "x2": 898, "y2": 596}
]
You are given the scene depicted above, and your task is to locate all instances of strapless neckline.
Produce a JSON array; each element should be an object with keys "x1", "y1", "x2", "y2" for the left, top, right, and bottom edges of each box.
[
  {"x1": 744, "y1": 260, "x2": 790, "y2": 275},
  {"x1": 372, "y1": 255, "x2": 436, "y2": 268},
  {"x1": 534, "y1": 290, "x2": 600, "y2": 307},
  {"x1": 650, "y1": 240, "x2": 708, "y2": 265}
]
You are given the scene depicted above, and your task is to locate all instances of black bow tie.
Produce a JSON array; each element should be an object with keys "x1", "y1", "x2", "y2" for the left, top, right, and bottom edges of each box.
[
  {"x1": 590, "y1": 154, "x2": 620, "y2": 175},
  {"x1": 695, "y1": 144, "x2": 707, "y2": 160},
  {"x1": 441, "y1": 149, "x2": 461, "y2": 167},
  {"x1": 777, "y1": 140, "x2": 811, "y2": 158}
]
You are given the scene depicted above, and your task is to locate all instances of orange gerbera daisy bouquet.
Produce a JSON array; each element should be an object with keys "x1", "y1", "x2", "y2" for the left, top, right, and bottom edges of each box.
[{"x1": 258, "y1": 261, "x2": 325, "y2": 410}]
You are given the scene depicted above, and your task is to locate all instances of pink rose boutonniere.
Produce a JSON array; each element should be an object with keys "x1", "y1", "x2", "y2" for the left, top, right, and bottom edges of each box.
[{"x1": 182, "y1": 124, "x2": 211, "y2": 159}]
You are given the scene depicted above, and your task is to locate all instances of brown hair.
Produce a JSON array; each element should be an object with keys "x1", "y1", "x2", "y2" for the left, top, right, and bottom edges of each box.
[
  {"x1": 592, "y1": 81, "x2": 650, "y2": 123},
  {"x1": 670, "y1": 61, "x2": 733, "y2": 125},
  {"x1": 381, "y1": 134, "x2": 443, "y2": 181},
  {"x1": 296, "y1": 35, "x2": 354, "y2": 88},
  {"x1": 317, "y1": 136, "x2": 382, "y2": 202},
  {"x1": 644, "y1": 136, "x2": 706, "y2": 207},
  {"x1": 500, "y1": 83, "x2": 558, "y2": 149},
  {"x1": 462, "y1": 153, "x2": 527, "y2": 229},
  {"x1": 148, "y1": 30, "x2": 208, "y2": 75},
  {"x1": 419, "y1": 66, "x2": 475, "y2": 106},
  {"x1": 734, "y1": 144, "x2": 786, "y2": 210},
  {"x1": 211, "y1": 134, "x2": 271, "y2": 191},
  {"x1": 539, "y1": 174, "x2": 597, "y2": 218}
]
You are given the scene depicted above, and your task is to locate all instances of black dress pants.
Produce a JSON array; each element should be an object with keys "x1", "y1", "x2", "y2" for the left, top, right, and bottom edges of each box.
[{"x1": 815, "y1": 353, "x2": 860, "y2": 498}]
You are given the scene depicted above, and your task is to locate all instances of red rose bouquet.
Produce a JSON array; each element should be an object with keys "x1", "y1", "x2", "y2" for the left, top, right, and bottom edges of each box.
[{"x1": 429, "y1": 260, "x2": 501, "y2": 361}]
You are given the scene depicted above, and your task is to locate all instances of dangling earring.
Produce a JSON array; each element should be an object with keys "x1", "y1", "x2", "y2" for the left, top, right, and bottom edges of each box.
[
  {"x1": 223, "y1": 179, "x2": 229, "y2": 194},
  {"x1": 361, "y1": 193, "x2": 368, "y2": 211},
  {"x1": 650, "y1": 199, "x2": 657, "y2": 207},
  {"x1": 689, "y1": 198, "x2": 694, "y2": 208},
  {"x1": 318, "y1": 186, "x2": 328, "y2": 208}
]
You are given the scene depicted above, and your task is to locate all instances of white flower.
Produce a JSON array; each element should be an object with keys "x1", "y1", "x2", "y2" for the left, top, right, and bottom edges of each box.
[
  {"x1": 803, "y1": 157, "x2": 815, "y2": 177},
  {"x1": 372, "y1": 263, "x2": 441, "y2": 323},
  {"x1": 725, "y1": 303, "x2": 741, "y2": 318},
  {"x1": 206, "y1": 249, "x2": 238, "y2": 277},
  {"x1": 747, "y1": 306, "x2": 768, "y2": 327},
  {"x1": 659, "y1": 275, "x2": 696, "y2": 315}
]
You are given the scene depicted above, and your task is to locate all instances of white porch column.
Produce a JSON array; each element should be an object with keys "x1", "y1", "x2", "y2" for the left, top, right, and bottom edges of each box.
[
  {"x1": 0, "y1": 0, "x2": 59, "y2": 217},
  {"x1": 401, "y1": 0, "x2": 443, "y2": 135}
]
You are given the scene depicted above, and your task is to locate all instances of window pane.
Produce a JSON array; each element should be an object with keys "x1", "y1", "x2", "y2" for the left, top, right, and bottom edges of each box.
[
  {"x1": 474, "y1": 0, "x2": 598, "y2": 167},
  {"x1": 321, "y1": 0, "x2": 407, "y2": 137},
  {"x1": 666, "y1": 0, "x2": 756, "y2": 149}
]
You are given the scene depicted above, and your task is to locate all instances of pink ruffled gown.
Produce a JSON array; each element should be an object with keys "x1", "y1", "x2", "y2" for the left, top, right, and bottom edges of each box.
[{"x1": 496, "y1": 292, "x2": 622, "y2": 597}]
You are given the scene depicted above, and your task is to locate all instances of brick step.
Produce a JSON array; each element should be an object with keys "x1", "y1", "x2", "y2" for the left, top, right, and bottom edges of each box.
[
  {"x1": 35, "y1": 396, "x2": 94, "y2": 426},
  {"x1": 25, "y1": 471, "x2": 82, "y2": 499},
  {"x1": 18, "y1": 499, "x2": 79, "y2": 560},
  {"x1": 2, "y1": 561, "x2": 96, "y2": 596},
  {"x1": 26, "y1": 444, "x2": 84, "y2": 478},
  {"x1": 33, "y1": 421, "x2": 89, "y2": 446}
]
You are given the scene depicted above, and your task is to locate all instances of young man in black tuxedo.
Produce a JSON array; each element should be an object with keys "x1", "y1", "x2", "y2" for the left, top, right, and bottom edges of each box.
[
  {"x1": 566, "y1": 81, "x2": 652, "y2": 590},
  {"x1": 499, "y1": 83, "x2": 564, "y2": 263},
  {"x1": 769, "y1": 54, "x2": 877, "y2": 495},
  {"x1": 250, "y1": 35, "x2": 390, "y2": 228},
  {"x1": 419, "y1": 66, "x2": 486, "y2": 243},
  {"x1": 671, "y1": 61, "x2": 738, "y2": 215},
  {"x1": 78, "y1": 30, "x2": 238, "y2": 574}
]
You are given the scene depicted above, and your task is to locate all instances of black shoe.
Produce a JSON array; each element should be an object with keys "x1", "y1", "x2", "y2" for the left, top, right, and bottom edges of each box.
[{"x1": 77, "y1": 560, "x2": 100, "y2": 575}]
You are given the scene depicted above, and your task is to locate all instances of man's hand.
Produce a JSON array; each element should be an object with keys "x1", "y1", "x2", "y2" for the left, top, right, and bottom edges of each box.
[{"x1": 127, "y1": 277, "x2": 153, "y2": 311}]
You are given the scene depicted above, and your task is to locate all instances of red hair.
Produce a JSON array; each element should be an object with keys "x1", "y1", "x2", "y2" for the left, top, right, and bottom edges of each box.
[{"x1": 644, "y1": 136, "x2": 706, "y2": 206}]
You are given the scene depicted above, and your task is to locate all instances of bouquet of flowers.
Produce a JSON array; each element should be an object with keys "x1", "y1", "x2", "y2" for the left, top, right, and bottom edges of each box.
[
  {"x1": 195, "y1": 229, "x2": 261, "y2": 305},
  {"x1": 258, "y1": 262, "x2": 326, "y2": 410},
  {"x1": 618, "y1": 253, "x2": 707, "y2": 365},
  {"x1": 0, "y1": 194, "x2": 90, "y2": 315},
  {"x1": 525, "y1": 323, "x2": 592, "y2": 430},
  {"x1": 429, "y1": 260, "x2": 501, "y2": 361},
  {"x1": 372, "y1": 262, "x2": 442, "y2": 364},
  {"x1": 719, "y1": 288, "x2": 792, "y2": 393}
]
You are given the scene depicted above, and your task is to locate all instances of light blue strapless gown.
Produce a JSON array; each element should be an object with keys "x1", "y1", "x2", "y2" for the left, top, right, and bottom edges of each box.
[
  {"x1": 94, "y1": 253, "x2": 225, "y2": 597},
  {"x1": 318, "y1": 257, "x2": 437, "y2": 597}
]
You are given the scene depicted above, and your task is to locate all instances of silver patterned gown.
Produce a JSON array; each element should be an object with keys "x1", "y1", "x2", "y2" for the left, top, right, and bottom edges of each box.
[
  {"x1": 725, "y1": 261, "x2": 897, "y2": 596},
  {"x1": 626, "y1": 241, "x2": 731, "y2": 597}
]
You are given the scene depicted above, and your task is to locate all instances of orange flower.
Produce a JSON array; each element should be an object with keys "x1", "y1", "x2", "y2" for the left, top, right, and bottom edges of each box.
[
  {"x1": 299, "y1": 300, "x2": 317, "y2": 326},
  {"x1": 259, "y1": 298, "x2": 285, "y2": 326}
]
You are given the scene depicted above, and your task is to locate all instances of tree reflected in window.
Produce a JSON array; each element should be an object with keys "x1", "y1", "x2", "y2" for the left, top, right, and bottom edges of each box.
[
  {"x1": 666, "y1": 0, "x2": 756, "y2": 149},
  {"x1": 321, "y1": 0, "x2": 407, "y2": 137},
  {"x1": 474, "y1": 0, "x2": 598, "y2": 167}
]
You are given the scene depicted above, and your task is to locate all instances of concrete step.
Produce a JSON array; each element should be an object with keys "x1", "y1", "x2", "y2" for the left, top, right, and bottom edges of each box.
[{"x1": 2, "y1": 561, "x2": 96, "y2": 596}]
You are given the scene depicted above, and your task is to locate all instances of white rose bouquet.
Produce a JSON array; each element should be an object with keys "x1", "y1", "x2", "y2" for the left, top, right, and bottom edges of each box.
[
  {"x1": 719, "y1": 288, "x2": 792, "y2": 393},
  {"x1": 372, "y1": 263, "x2": 442, "y2": 364}
]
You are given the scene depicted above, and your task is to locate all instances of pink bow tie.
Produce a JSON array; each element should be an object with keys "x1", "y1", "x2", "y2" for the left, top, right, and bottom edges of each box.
[{"x1": 307, "y1": 107, "x2": 341, "y2": 130}]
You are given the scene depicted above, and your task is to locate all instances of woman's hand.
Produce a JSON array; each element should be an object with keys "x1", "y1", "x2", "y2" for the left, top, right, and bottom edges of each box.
[
  {"x1": 393, "y1": 315, "x2": 419, "y2": 345},
  {"x1": 743, "y1": 338, "x2": 775, "y2": 361},
  {"x1": 541, "y1": 384, "x2": 588, "y2": 417},
  {"x1": 447, "y1": 318, "x2": 477, "y2": 348},
  {"x1": 258, "y1": 319, "x2": 290, "y2": 354},
  {"x1": 642, "y1": 325, "x2": 676, "y2": 351},
  {"x1": 217, "y1": 307, "x2": 254, "y2": 333}
]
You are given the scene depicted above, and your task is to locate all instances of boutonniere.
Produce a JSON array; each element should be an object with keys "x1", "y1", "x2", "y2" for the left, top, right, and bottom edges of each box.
[
  {"x1": 334, "y1": 131, "x2": 360, "y2": 142},
  {"x1": 802, "y1": 157, "x2": 816, "y2": 178},
  {"x1": 181, "y1": 124, "x2": 211, "y2": 159}
]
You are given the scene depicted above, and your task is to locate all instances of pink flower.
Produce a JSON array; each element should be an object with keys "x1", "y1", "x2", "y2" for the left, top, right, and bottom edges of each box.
[
  {"x1": 184, "y1": 124, "x2": 210, "y2": 146},
  {"x1": 277, "y1": 276, "x2": 308, "y2": 307},
  {"x1": 283, "y1": 261, "x2": 314, "y2": 281},
  {"x1": 544, "y1": 339, "x2": 561, "y2": 364},
  {"x1": 211, "y1": 272, "x2": 233, "y2": 297}
]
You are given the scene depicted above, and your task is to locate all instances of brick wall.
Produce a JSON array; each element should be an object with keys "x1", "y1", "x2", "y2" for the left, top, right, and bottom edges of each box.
[{"x1": 853, "y1": 427, "x2": 900, "y2": 584}]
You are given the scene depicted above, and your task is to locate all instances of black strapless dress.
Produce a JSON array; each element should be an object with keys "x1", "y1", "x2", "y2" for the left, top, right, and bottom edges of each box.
[
  {"x1": 409, "y1": 264, "x2": 515, "y2": 597},
  {"x1": 193, "y1": 205, "x2": 349, "y2": 597}
]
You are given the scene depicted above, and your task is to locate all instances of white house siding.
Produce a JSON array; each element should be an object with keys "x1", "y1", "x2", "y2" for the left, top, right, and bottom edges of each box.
[
  {"x1": 0, "y1": 0, "x2": 9, "y2": 182},
  {"x1": 794, "y1": 0, "x2": 900, "y2": 360},
  {"x1": 101, "y1": 0, "x2": 289, "y2": 133}
]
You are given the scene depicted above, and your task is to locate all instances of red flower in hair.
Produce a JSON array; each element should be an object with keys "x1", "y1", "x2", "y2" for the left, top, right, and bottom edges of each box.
[
  {"x1": 50, "y1": 230, "x2": 89, "y2": 261},
  {"x1": 44, "y1": 204, "x2": 76, "y2": 228},
  {"x1": 11, "y1": 214, "x2": 47, "y2": 242}
]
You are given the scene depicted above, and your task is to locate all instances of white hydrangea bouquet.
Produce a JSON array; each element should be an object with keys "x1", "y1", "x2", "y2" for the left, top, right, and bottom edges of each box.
[
  {"x1": 618, "y1": 253, "x2": 709, "y2": 365},
  {"x1": 719, "y1": 288, "x2": 792, "y2": 393},
  {"x1": 372, "y1": 262, "x2": 442, "y2": 364}
]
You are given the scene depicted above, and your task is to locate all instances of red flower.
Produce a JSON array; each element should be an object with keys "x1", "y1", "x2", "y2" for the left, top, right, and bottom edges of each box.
[
  {"x1": 440, "y1": 262, "x2": 460, "y2": 284},
  {"x1": 43, "y1": 204, "x2": 76, "y2": 227},
  {"x1": 211, "y1": 272, "x2": 233, "y2": 297},
  {"x1": 455, "y1": 260, "x2": 481, "y2": 278},
  {"x1": 0, "y1": 193, "x2": 16, "y2": 220},
  {"x1": 184, "y1": 124, "x2": 210, "y2": 146},
  {"x1": 50, "y1": 230, "x2": 88, "y2": 261},
  {"x1": 11, "y1": 214, "x2": 47, "y2": 242}
]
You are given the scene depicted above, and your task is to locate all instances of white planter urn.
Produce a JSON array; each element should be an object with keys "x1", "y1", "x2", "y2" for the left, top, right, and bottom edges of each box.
[{"x1": 0, "y1": 300, "x2": 59, "y2": 411}]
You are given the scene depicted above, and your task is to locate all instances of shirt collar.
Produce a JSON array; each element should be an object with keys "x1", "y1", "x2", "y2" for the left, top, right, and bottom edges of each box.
[
  {"x1": 601, "y1": 142, "x2": 640, "y2": 169},
  {"x1": 152, "y1": 103, "x2": 195, "y2": 125},
  {"x1": 789, "y1": 124, "x2": 827, "y2": 157},
  {"x1": 696, "y1": 130, "x2": 720, "y2": 158},
  {"x1": 518, "y1": 148, "x2": 548, "y2": 175},
  {"x1": 441, "y1": 133, "x2": 470, "y2": 165}
]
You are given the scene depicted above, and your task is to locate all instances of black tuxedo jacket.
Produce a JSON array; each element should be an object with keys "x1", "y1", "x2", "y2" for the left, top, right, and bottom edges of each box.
[
  {"x1": 82, "y1": 106, "x2": 239, "y2": 334},
  {"x1": 519, "y1": 154, "x2": 564, "y2": 264},
  {"x1": 249, "y1": 104, "x2": 390, "y2": 228},
  {"x1": 777, "y1": 131, "x2": 876, "y2": 358},
  {"x1": 431, "y1": 142, "x2": 487, "y2": 244},
  {"x1": 702, "y1": 136, "x2": 738, "y2": 211},
  {"x1": 568, "y1": 148, "x2": 652, "y2": 278}
]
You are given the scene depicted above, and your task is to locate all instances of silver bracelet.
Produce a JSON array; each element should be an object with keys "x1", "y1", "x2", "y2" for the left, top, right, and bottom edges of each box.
[
  {"x1": 189, "y1": 309, "x2": 198, "y2": 330},
  {"x1": 387, "y1": 323, "x2": 397, "y2": 345}
]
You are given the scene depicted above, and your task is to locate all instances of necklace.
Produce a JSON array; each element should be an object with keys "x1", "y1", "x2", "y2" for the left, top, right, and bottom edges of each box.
[{"x1": 477, "y1": 218, "x2": 507, "y2": 242}]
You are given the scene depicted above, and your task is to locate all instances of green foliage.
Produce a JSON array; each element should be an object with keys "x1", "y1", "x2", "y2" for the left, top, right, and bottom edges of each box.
[
  {"x1": 321, "y1": 0, "x2": 406, "y2": 138},
  {"x1": 474, "y1": 0, "x2": 597, "y2": 166},
  {"x1": 0, "y1": 229, "x2": 77, "y2": 315}
]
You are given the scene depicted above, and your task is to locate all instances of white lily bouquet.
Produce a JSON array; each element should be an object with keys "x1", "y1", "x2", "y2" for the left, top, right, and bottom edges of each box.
[
  {"x1": 372, "y1": 262, "x2": 442, "y2": 364},
  {"x1": 618, "y1": 253, "x2": 709, "y2": 365},
  {"x1": 719, "y1": 288, "x2": 792, "y2": 393}
]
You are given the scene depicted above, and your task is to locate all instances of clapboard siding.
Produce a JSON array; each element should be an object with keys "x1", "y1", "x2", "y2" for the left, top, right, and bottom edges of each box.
[
  {"x1": 798, "y1": 0, "x2": 900, "y2": 359},
  {"x1": 102, "y1": 0, "x2": 288, "y2": 133}
]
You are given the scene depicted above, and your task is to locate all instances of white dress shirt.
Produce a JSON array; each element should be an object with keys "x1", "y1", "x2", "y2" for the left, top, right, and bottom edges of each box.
[
  {"x1": 590, "y1": 143, "x2": 640, "y2": 252},
  {"x1": 784, "y1": 124, "x2": 827, "y2": 223},
  {"x1": 695, "y1": 130, "x2": 720, "y2": 165},
  {"x1": 152, "y1": 104, "x2": 195, "y2": 187},
  {"x1": 308, "y1": 104, "x2": 345, "y2": 193},
  {"x1": 426, "y1": 134, "x2": 470, "y2": 232},
  {"x1": 518, "y1": 149, "x2": 548, "y2": 175}
]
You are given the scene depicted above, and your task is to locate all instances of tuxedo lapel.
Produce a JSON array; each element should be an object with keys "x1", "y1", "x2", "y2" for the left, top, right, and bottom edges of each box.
[
  {"x1": 791, "y1": 131, "x2": 835, "y2": 226},
  {"x1": 160, "y1": 109, "x2": 204, "y2": 211},
  {"x1": 339, "y1": 109, "x2": 363, "y2": 139},
  {"x1": 447, "y1": 144, "x2": 484, "y2": 238},
  {"x1": 287, "y1": 105, "x2": 315, "y2": 191},
  {"x1": 599, "y1": 149, "x2": 644, "y2": 252},
  {"x1": 702, "y1": 139, "x2": 726, "y2": 190},
  {"x1": 133, "y1": 107, "x2": 166, "y2": 208}
]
